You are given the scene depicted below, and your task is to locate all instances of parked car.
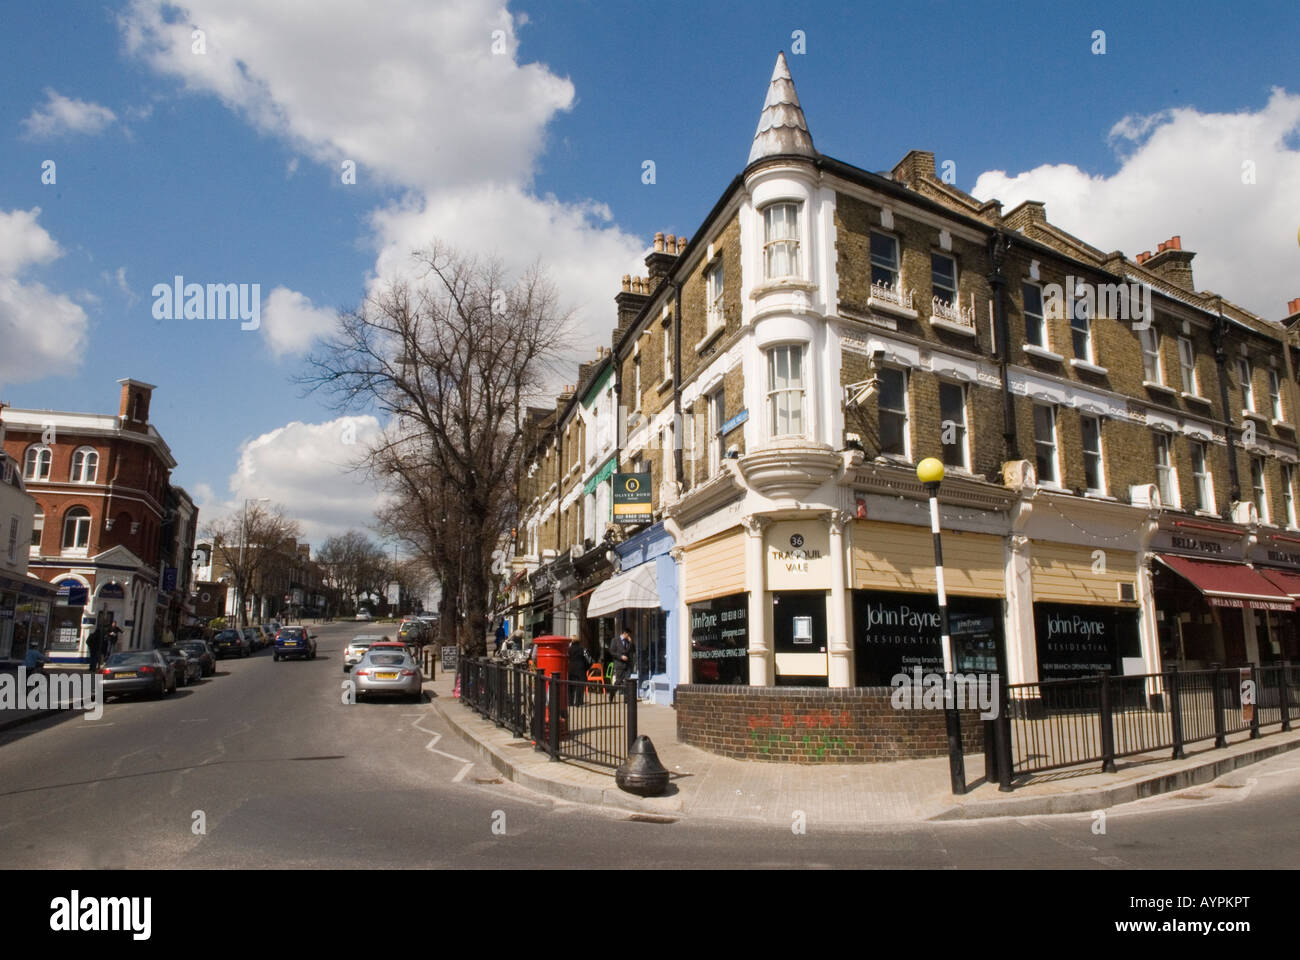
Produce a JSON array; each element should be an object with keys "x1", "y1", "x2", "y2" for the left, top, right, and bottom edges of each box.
[
  {"x1": 177, "y1": 640, "x2": 217, "y2": 677},
  {"x1": 241, "y1": 627, "x2": 263, "y2": 651},
  {"x1": 397, "y1": 619, "x2": 428, "y2": 645},
  {"x1": 354, "y1": 610, "x2": 373, "y2": 622},
  {"x1": 101, "y1": 651, "x2": 175, "y2": 699},
  {"x1": 212, "y1": 629, "x2": 251, "y2": 659},
  {"x1": 159, "y1": 645, "x2": 202, "y2": 686},
  {"x1": 352, "y1": 650, "x2": 423, "y2": 702},
  {"x1": 258, "y1": 624, "x2": 277, "y2": 648},
  {"x1": 274, "y1": 625, "x2": 317, "y2": 661},
  {"x1": 343, "y1": 636, "x2": 381, "y2": 672}
]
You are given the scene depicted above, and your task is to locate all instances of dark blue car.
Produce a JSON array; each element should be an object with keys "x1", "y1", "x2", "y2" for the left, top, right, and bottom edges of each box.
[{"x1": 273, "y1": 626, "x2": 317, "y2": 661}]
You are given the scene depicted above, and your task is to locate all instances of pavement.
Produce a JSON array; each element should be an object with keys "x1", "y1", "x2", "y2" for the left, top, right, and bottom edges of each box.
[{"x1": 431, "y1": 673, "x2": 1300, "y2": 826}]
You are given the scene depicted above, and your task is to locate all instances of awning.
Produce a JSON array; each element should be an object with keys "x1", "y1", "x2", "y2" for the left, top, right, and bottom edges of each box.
[
  {"x1": 586, "y1": 563, "x2": 659, "y2": 619},
  {"x1": 1258, "y1": 567, "x2": 1300, "y2": 599},
  {"x1": 1155, "y1": 554, "x2": 1294, "y2": 611}
]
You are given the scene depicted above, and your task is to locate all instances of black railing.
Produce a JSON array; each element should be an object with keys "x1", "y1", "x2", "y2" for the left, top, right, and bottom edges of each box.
[
  {"x1": 1000, "y1": 663, "x2": 1300, "y2": 784},
  {"x1": 458, "y1": 658, "x2": 636, "y2": 770}
]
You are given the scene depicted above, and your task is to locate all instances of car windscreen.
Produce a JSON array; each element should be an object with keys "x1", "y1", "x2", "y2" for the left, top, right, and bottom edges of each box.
[
  {"x1": 179, "y1": 643, "x2": 206, "y2": 652},
  {"x1": 106, "y1": 653, "x2": 155, "y2": 666},
  {"x1": 366, "y1": 654, "x2": 408, "y2": 666},
  {"x1": 215, "y1": 631, "x2": 239, "y2": 640}
]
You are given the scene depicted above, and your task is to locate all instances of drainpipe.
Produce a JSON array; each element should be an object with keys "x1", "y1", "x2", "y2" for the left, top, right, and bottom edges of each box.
[
  {"x1": 1212, "y1": 302, "x2": 1242, "y2": 510},
  {"x1": 988, "y1": 230, "x2": 1018, "y2": 464},
  {"x1": 672, "y1": 280, "x2": 684, "y2": 489}
]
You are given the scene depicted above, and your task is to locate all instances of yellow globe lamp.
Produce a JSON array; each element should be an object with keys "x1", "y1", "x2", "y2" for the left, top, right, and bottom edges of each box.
[{"x1": 916, "y1": 457, "x2": 945, "y2": 486}]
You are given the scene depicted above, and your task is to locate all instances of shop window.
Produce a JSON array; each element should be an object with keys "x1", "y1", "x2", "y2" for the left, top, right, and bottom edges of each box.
[
  {"x1": 878, "y1": 367, "x2": 909, "y2": 458},
  {"x1": 688, "y1": 593, "x2": 748, "y2": 685},
  {"x1": 766, "y1": 344, "x2": 806, "y2": 437},
  {"x1": 763, "y1": 202, "x2": 801, "y2": 280}
]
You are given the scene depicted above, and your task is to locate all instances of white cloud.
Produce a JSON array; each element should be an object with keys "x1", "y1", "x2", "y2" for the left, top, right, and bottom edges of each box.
[
  {"x1": 101, "y1": 265, "x2": 138, "y2": 305},
  {"x1": 202, "y1": 416, "x2": 387, "y2": 548},
  {"x1": 972, "y1": 88, "x2": 1300, "y2": 319},
  {"x1": 0, "y1": 208, "x2": 90, "y2": 384},
  {"x1": 119, "y1": 0, "x2": 646, "y2": 367},
  {"x1": 118, "y1": 0, "x2": 573, "y2": 192},
  {"x1": 20, "y1": 88, "x2": 117, "y2": 139},
  {"x1": 261, "y1": 286, "x2": 338, "y2": 358}
]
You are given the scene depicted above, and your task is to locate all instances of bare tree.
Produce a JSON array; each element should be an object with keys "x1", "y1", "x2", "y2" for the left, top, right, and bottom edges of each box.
[
  {"x1": 205, "y1": 504, "x2": 301, "y2": 627},
  {"x1": 303, "y1": 241, "x2": 571, "y2": 654}
]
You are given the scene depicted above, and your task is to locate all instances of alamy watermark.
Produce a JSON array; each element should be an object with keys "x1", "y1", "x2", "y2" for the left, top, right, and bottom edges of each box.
[
  {"x1": 1043, "y1": 276, "x2": 1154, "y2": 328},
  {"x1": 151, "y1": 276, "x2": 260, "y2": 330},
  {"x1": 0, "y1": 668, "x2": 103, "y2": 721},
  {"x1": 890, "y1": 666, "x2": 999, "y2": 720}
]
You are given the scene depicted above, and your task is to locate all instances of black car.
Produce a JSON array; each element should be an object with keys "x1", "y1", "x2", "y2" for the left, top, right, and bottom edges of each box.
[
  {"x1": 100, "y1": 651, "x2": 175, "y2": 699},
  {"x1": 178, "y1": 640, "x2": 217, "y2": 677},
  {"x1": 212, "y1": 629, "x2": 251, "y2": 659},
  {"x1": 158, "y1": 646, "x2": 199, "y2": 686}
]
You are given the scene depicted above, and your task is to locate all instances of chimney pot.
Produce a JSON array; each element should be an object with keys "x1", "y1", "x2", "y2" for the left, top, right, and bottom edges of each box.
[
  {"x1": 665, "y1": 233, "x2": 676, "y2": 252},
  {"x1": 1289, "y1": 297, "x2": 1300, "y2": 315},
  {"x1": 654, "y1": 232, "x2": 665, "y2": 253},
  {"x1": 622, "y1": 274, "x2": 631, "y2": 292},
  {"x1": 1169, "y1": 235, "x2": 1181, "y2": 250},
  {"x1": 1157, "y1": 241, "x2": 1168, "y2": 253},
  {"x1": 677, "y1": 236, "x2": 688, "y2": 253}
]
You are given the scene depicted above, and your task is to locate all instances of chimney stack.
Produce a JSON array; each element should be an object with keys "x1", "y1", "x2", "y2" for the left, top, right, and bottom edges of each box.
[
  {"x1": 645, "y1": 228, "x2": 680, "y2": 284},
  {"x1": 117, "y1": 378, "x2": 157, "y2": 433},
  {"x1": 1288, "y1": 297, "x2": 1300, "y2": 317},
  {"x1": 1142, "y1": 235, "x2": 1195, "y2": 292}
]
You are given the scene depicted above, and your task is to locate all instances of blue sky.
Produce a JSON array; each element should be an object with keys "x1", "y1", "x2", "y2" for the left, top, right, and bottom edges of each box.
[{"x1": 1, "y1": 0, "x2": 1297, "y2": 543}]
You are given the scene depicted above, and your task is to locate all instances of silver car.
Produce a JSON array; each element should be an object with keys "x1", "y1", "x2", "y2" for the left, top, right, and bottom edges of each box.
[
  {"x1": 343, "y1": 636, "x2": 383, "y2": 672},
  {"x1": 352, "y1": 650, "x2": 423, "y2": 702}
]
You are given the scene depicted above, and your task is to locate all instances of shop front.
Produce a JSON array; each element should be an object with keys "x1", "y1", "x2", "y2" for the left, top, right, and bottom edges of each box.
[
  {"x1": 765, "y1": 520, "x2": 832, "y2": 686},
  {"x1": 586, "y1": 522, "x2": 678, "y2": 704},
  {"x1": 0, "y1": 572, "x2": 57, "y2": 665},
  {"x1": 851, "y1": 520, "x2": 1006, "y2": 686},
  {"x1": 1248, "y1": 535, "x2": 1300, "y2": 664},
  {"x1": 681, "y1": 527, "x2": 748, "y2": 685}
]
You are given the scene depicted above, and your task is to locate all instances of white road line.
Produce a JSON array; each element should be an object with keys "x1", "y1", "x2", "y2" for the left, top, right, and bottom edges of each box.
[{"x1": 410, "y1": 715, "x2": 475, "y2": 782}]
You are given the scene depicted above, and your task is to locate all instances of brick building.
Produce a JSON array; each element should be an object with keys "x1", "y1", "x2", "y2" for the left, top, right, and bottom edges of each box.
[
  {"x1": 0, "y1": 379, "x2": 197, "y2": 662},
  {"x1": 510, "y1": 53, "x2": 1300, "y2": 714}
]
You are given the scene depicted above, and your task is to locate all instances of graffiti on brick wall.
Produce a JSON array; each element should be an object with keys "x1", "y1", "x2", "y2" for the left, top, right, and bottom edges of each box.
[{"x1": 747, "y1": 711, "x2": 854, "y2": 758}]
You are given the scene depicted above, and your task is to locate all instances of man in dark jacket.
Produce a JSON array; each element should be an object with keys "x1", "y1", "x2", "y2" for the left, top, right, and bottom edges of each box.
[
  {"x1": 609, "y1": 629, "x2": 634, "y2": 701},
  {"x1": 567, "y1": 639, "x2": 592, "y2": 706},
  {"x1": 86, "y1": 626, "x2": 104, "y2": 672}
]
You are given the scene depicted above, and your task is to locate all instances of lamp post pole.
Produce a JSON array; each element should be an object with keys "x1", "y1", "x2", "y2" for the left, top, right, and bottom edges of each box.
[{"x1": 917, "y1": 458, "x2": 965, "y2": 795}]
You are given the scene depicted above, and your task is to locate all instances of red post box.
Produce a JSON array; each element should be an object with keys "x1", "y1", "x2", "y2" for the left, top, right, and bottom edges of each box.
[{"x1": 531, "y1": 635, "x2": 571, "y2": 739}]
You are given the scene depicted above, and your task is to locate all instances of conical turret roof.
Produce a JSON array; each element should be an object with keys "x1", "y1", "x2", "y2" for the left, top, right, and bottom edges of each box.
[{"x1": 748, "y1": 52, "x2": 815, "y2": 165}]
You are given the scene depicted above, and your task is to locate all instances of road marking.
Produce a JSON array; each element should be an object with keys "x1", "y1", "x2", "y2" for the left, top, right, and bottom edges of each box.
[
  {"x1": 75, "y1": 722, "x2": 116, "y2": 728},
  {"x1": 410, "y1": 716, "x2": 475, "y2": 783}
]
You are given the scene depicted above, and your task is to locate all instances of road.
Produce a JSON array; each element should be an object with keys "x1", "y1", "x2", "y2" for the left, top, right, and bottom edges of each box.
[{"x1": 1, "y1": 621, "x2": 1298, "y2": 869}]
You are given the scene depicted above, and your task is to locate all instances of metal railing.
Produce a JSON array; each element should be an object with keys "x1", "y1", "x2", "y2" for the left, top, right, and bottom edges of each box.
[
  {"x1": 998, "y1": 663, "x2": 1298, "y2": 784},
  {"x1": 458, "y1": 658, "x2": 636, "y2": 770}
]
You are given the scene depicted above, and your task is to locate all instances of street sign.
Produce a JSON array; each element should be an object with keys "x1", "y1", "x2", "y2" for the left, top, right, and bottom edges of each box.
[
  {"x1": 612, "y1": 472, "x2": 652, "y2": 524},
  {"x1": 440, "y1": 646, "x2": 459, "y2": 670}
]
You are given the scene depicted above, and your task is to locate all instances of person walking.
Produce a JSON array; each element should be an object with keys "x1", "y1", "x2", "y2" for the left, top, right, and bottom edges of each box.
[
  {"x1": 494, "y1": 622, "x2": 507, "y2": 655},
  {"x1": 567, "y1": 638, "x2": 593, "y2": 707},
  {"x1": 86, "y1": 625, "x2": 104, "y2": 673},
  {"x1": 609, "y1": 628, "x2": 634, "y2": 701}
]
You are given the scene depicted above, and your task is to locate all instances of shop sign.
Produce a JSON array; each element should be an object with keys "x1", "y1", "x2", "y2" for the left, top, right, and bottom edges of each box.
[
  {"x1": 853, "y1": 590, "x2": 1003, "y2": 686},
  {"x1": 765, "y1": 522, "x2": 830, "y2": 589},
  {"x1": 162, "y1": 568, "x2": 177, "y2": 592},
  {"x1": 56, "y1": 580, "x2": 88, "y2": 607},
  {"x1": 1206, "y1": 596, "x2": 1292, "y2": 612},
  {"x1": 689, "y1": 593, "x2": 748, "y2": 685},
  {"x1": 1153, "y1": 527, "x2": 1243, "y2": 560},
  {"x1": 1033, "y1": 602, "x2": 1140, "y2": 680},
  {"x1": 98, "y1": 583, "x2": 126, "y2": 600},
  {"x1": 612, "y1": 473, "x2": 652, "y2": 525}
]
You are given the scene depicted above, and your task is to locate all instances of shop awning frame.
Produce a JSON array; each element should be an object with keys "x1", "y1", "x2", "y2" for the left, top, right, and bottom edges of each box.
[
  {"x1": 1154, "y1": 554, "x2": 1294, "y2": 611},
  {"x1": 586, "y1": 563, "x2": 659, "y2": 619}
]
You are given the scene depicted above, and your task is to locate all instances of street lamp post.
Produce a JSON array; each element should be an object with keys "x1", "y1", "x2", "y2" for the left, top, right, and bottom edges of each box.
[
  {"x1": 237, "y1": 497, "x2": 270, "y2": 626},
  {"x1": 917, "y1": 458, "x2": 965, "y2": 795}
]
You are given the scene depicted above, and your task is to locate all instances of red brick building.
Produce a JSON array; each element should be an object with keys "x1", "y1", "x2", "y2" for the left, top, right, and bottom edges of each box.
[{"x1": 0, "y1": 379, "x2": 193, "y2": 662}]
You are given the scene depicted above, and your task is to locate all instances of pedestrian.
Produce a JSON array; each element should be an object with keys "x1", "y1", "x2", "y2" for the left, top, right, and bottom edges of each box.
[
  {"x1": 86, "y1": 625, "x2": 104, "y2": 673},
  {"x1": 494, "y1": 622, "x2": 506, "y2": 654},
  {"x1": 24, "y1": 639, "x2": 45, "y2": 672},
  {"x1": 567, "y1": 638, "x2": 592, "y2": 706},
  {"x1": 609, "y1": 628, "x2": 634, "y2": 701},
  {"x1": 105, "y1": 619, "x2": 122, "y2": 655}
]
